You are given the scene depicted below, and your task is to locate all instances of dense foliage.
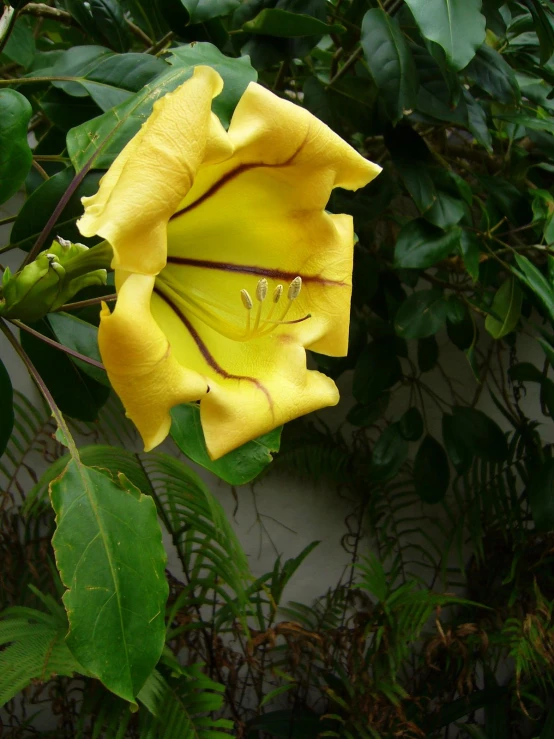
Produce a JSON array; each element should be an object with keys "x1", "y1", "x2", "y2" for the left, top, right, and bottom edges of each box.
[{"x1": 3, "y1": 0, "x2": 554, "y2": 737}]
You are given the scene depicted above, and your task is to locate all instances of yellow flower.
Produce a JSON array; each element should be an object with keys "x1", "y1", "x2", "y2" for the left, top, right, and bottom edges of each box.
[{"x1": 78, "y1": 66, "x2": 381, "y2": 459}]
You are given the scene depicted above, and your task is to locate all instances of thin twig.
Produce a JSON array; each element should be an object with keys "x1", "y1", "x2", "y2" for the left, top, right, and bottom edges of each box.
[
  {"x1": 145, "y1": 31, "x2": 174, "y2": 55},
  {"x1": 0, "y1": 319, "x2": 79, "y2": 460},
  {"x1": 19, "y1": 3, "x2": 77, "y2": 26},
  {"x1": 326, "y1": 47, "x2": 362, "y2": 88},
  {"x1": 31, "y1": 160, "x2": 49, "y2": 181},
  {"x1": 0, "y1": 214, "x2": 17, "y2": 227},
  {"x1": 57, "y1": 294, "x2": 117, "y2": 312},
  {"x1": 126, "y1": 18, "x2": 152, "y2": 46},
  {"x1": 8, "y1": 319, "x2": 105, "y2": 370}
]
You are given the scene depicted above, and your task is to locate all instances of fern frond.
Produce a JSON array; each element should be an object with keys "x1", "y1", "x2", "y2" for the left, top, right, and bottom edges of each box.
[
  {"x1": 0, "y1": 593, "x2": 85, "y2": 706},
  {"x1": 138, "y1": 665, "x2": 233, "y2": 738}
]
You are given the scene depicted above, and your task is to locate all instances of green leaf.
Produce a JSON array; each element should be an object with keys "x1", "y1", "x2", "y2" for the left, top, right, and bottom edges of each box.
[
  {"x1": 170, "y1": 403, "x2": 281, "y2": 485},
  {"x1": 2, "y1": 17, "x2": 35, "y2": 68},
  {"x1": 241, "y1": 9, "x2": 344, "y2": 36},
  {"x1": 50, "y1": 46, "x2": 167, "y2": 111},
  {"x1": 540, "y1": 705, "x2": 554, "y2": 738},
  {"x1": 442, "y1": 413, "x2": 473, "y2": 473},
  {"x1": 395, "y1": 289, "x2": 449, "y2": 339},
  {"x1": 0, "y1": 89, "x2": 32, "y2": 206},
  {"x1": 10, "y1": 168, "x2": 103, "y2": 252},
  {"x1": 418, "y1": 335, "x2": 439, "y2": 372},
  {"x1": 508, "y1": 362, "x2": 544, "y2": 384},
  {"x1": 512, "y1": 252, "x2": 554, "y2": 323},
  {"x1": 466, "y1": 44, "x2": 520, "y2": 104},
  {"x1": 414, "y1": 435, "x2": 450, "y2": 503},
  {"x1": 19, "y1": 319, "x2": 109, "y2": 422},
  {"x1": 182, "y1": 0, "x2": 239, "y2": 23},
  {"x1": 347, "y1": 393, "x2": 390, "y2": 428},
  {"x1": 424, "y1": 190, "x2": 465, "y2": 228},
  {"x1": 369, "y1": 424, "x2": 409, "y2": 482},
  {"x1": 528, "y1": 458, "x2": 554, "y2": 532},
  {"x1": 404, "y1": 0, "x2": 486, "y2": 70},
  {"x1": 50, "y1": 459, "x2": 168, "y2": 702},
  {"x1": 451, "y1": 406, "x2": 508, "y2": 462},
  {"x1": 121, "y1": 0, "x2": 169, "y2": 40},
  {"x1": 47, "y1": 312, "x2": 108, "y2": 387},
  {"x1": 353, "y1": 340, "x2": 402, "y2": 404},
  {"x1": 0, "y1": 357, "x2": 14, "y2": 459},
  {"x1": 385, "y1": 124, "x2": 436, "y2": 212},
  {"x1": 395, "y1": 219, "x2": 461, "y2": 269},
  {"x1": 360, "y1": 9, "x2": 418, "y2": 123},
  {"x1": 398, "y1": 406, "x2": 424, "y2": 441},
  {"x1": 62, "y1": 0, "x2": 132, "y2": 52},
  {"x1": 463, "y1": 88, "x2": 493, "y2": 152},
  {"x1": 485, "y1": 277, "x2": 523, "y2": 339},
  {"x1": 521, "y1": 0, "x2": 554, "y2": 64},
  {"x1": 459, "y1": 230, "x2": 481, "y2": 282},
  {"x1": 67, "y1": 43, "x2": 257, "y2": 171}
]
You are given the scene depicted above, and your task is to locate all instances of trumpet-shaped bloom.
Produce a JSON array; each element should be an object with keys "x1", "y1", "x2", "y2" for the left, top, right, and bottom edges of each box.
[{"x1": 78, "y1": 65, "x2": 381, "y2": 459}]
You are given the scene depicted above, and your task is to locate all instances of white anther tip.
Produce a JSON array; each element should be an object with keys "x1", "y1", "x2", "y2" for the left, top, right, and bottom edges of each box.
[
  {"x1": 240, "y1": 289, "x2": 253, "y2": 310},
  {"x1": 287, "y1": 276, "x2": 302, "y2": 300},
  {"x1": 273, "y1": 284, "x2": 283, "y2": 303},
  {"x1": 256, "y1": 278, "x2": 268, "y2": 301}
]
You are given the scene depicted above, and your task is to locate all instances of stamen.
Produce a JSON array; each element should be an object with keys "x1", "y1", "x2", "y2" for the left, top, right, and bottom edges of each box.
[
  {"x1": 241, "y1": 288, "x2": 253, "y2": 334},
  {"x1": 240, "y1": 289, "x2": 253, "y2": 310},
  {"x1": 256, "y1": 278, "x2": 268, "y2": 302},
  {"x1": 273, "y1": 284, "x2": 283, "y2": 303},
  {"x1": 287, "y1": 276, "x2": 302, "y2": 300}
]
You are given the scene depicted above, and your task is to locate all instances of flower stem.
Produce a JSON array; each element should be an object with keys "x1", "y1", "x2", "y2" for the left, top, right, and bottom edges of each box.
[
  {"x1": 0, "y1": 319, "x2": 79, "y2": 461},
  {"x1": 57, "y1": 293, "x2": 117, "y2": 312},
  {"x1": 8, "y1": 319, "x2": 105, "y2": 371}
]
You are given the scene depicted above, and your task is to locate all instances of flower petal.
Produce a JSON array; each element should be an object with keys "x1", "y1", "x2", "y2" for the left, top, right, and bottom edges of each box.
[
  {"x1": 98, "y1": 273, "x2": 208, "y2": 451},
  {"x1": 166, "y1": 81, "x2": 381, "y2": 357},
  {"x1": 78, "y1": 66, "x2": 234, "y2": 276},
  {"x1": 150, "y1": 290, "x2": 339, "y2": 458}
]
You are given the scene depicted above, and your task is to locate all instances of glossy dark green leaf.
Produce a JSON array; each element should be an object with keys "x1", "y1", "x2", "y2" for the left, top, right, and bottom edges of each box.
[
  {"x1": 424, "y1": 190, "x2": 465, "y2": 229},
  {"x1": 39, "y1": 88, "x2": 103, "y2": 131},
  {"x1": 20, "y1": 319, "x2": 109, "y2": 422},
  {"x1": 508, "y1": 362, "x2": 544, "y2": 384},
  {"x1": 0, "y1": 357, "x2": 14, "y2": 459},
  {"x1": 485, "y1": 277, "x2": 523, "y2": 339},
  {"x1": 121, "y1": 0, "x2": 169, "y2": 39},
  {"x1": 242, "y1": 8, "x2": 344, "y2": 36},
  {"x1": 385, "y1": 124, "x2": 436, "y2": 212},
  {"x1": 369, "y1": 424, "x2": 409, "y2": 482},
  {"x1": 2, "y1": 17, "x2": 35, "y2": 68},
  {"x1": 442, "y1": 413, "x2": 472, "y2": 474},
  {"x1": 170, "y1": 403, "x2": 281, "y2": 485},
  {"x1": 353, "y1": 341, "x2": 402, "y2": 404},
  {"x1": 347, "y1": 392, "x2": 390, "y2": 428},
  {"x1": 541, "y1": 378, "x2": 554, "y2": 419},
  {"x1": 463, "y1": 88, "x2": 493, "y2": 152},
  {"x1": 466, "y1": 44, "x2": 520, "y2": 104},
  {"x1": 478, "y1": 175, "x2": 531, "y2": 226},
  {"x1": 62, "y1": 0, "x2": 132, "y2": 52},
  {"x1": 447, "y1": 305, "x2": 475, "y2": 351},
  {"x1": 528, "y1": 458, "x2": 554, "y2": 532},
  {"x1": 398, "y1": 406, "x2": 424, "y2": 441},
  {"x1": 521, "y1": 0, "x2": 554, "y2": 64},
  {"x1": 395, "y1": 219, "x2": 461, "y2": 269},
  {"x1": 51, "y1": 46, "x2": 167, "y2": 111},
  {"x1": 395, "y1": 289, "x2": 449, "y2": 339},
  {"x1": 47, "y1": 312, "x2": 108, "y2": 387},
  {"x1": 0, "y1": 89, "x2": 33, "y2": 206},
  {"x1": 458, "y1": 230, "x2": 481, "y2": 282},
  {"x1": 10, "y1": 168, "x2": 103, "y2": 251},
  {"x1": 513, "y1": 253, "x2": 554, "y2": 323},
  {"x1": 360, "y1": 9, "x2": 417, "y2": 123},
  {"x1": 50, "y1": 459, "x2": 168, "y2": 701},
  {"x1": 451, "y1": 406, "x2": 508, "y2": 462},
  {"x1": 404, "y1": 0, "x2": 486, "y2": 70},
  {"x1": 414, "y1": 435, "x2": 450, "y2": 503},
  {"x1": 418, "y1": 335, "x2": 439, "y2": 372},
  {"x1": 182, "y1": 0, "x2": 239, "y2": 23},
  {"x1": 67, "y1": 43, "x2": 256, "y2": 171}
]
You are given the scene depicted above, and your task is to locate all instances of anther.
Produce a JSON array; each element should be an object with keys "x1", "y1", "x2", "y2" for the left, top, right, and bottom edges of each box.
[
  {"x1": 287, "y1": 276, "x2": 302, "y2": 300},
  {"x1": 273, "y1": 284, "x2": 283, "y2": 303},
  {"x1": 256, "y1": 278, "x2": 268, "y2": 302},
  {"x1": 240, "y1": 289, "x2": 253, "y2": 310}
]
